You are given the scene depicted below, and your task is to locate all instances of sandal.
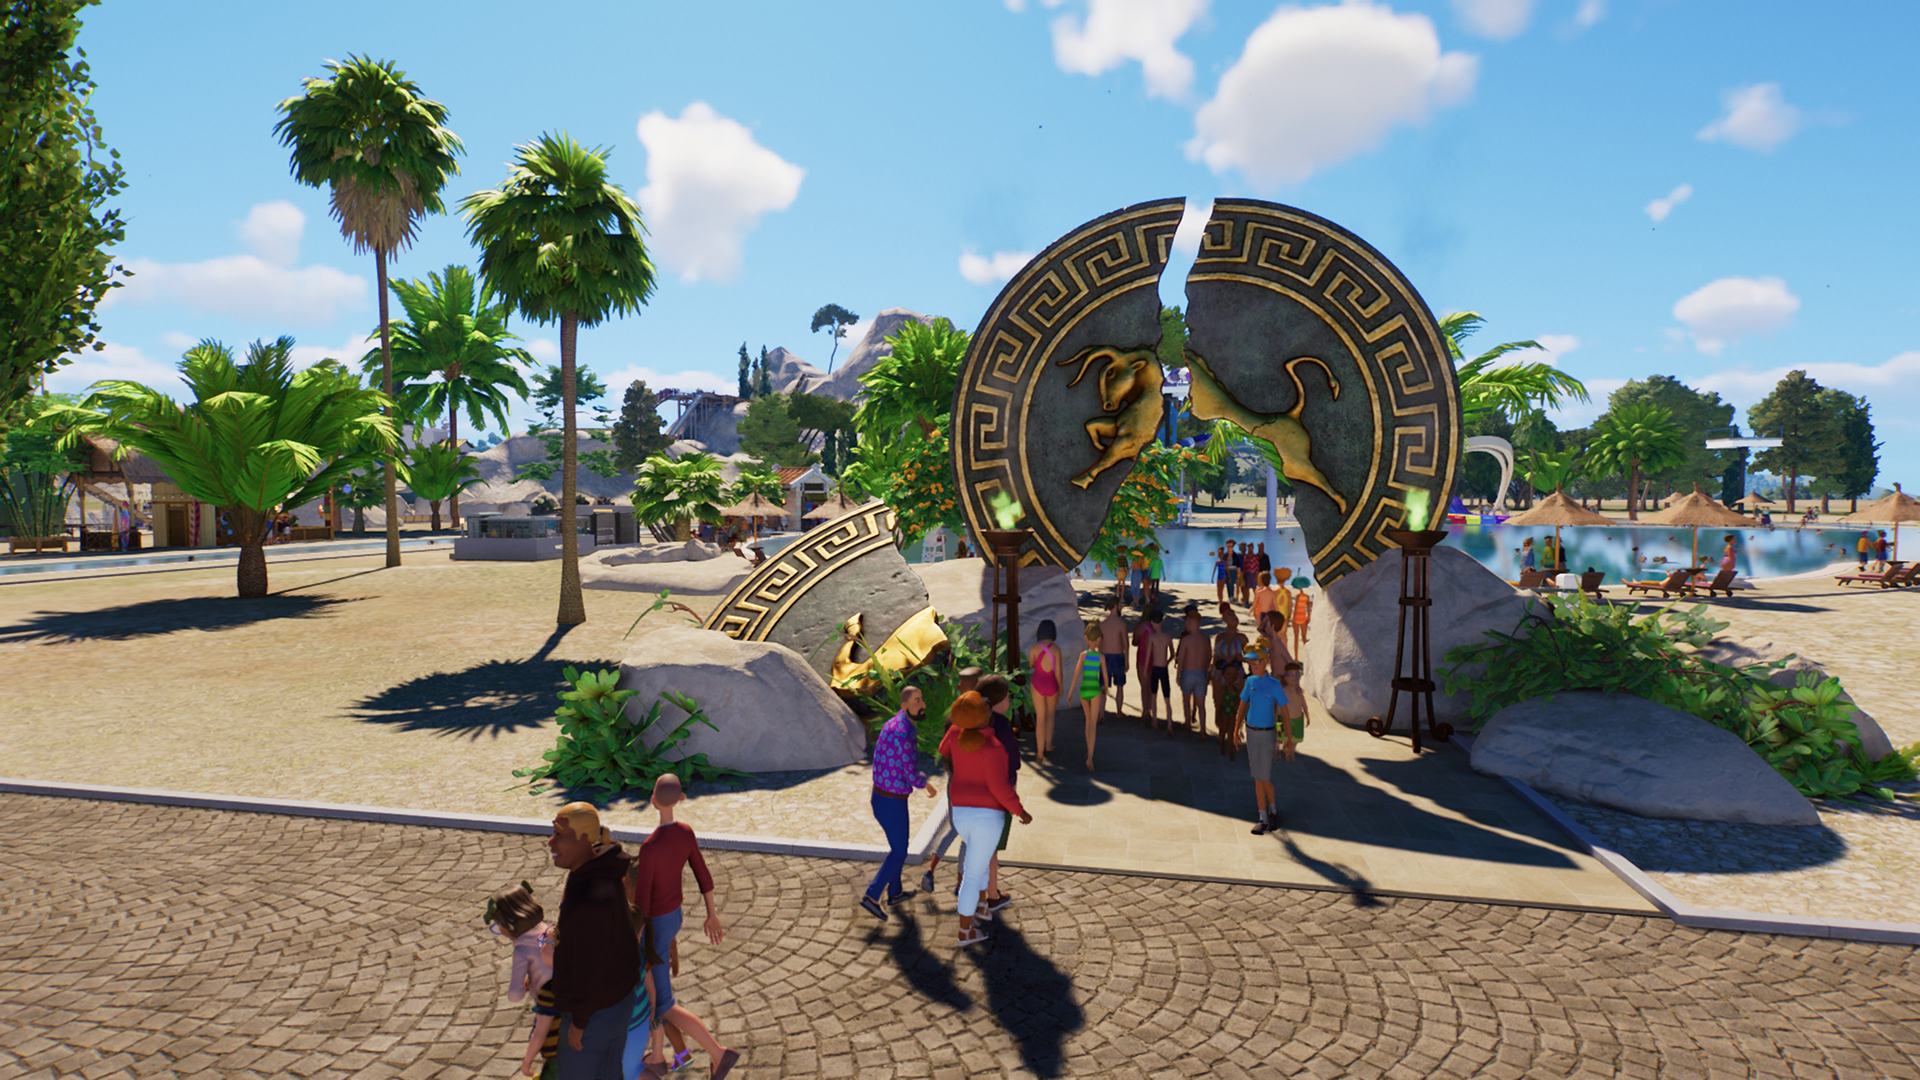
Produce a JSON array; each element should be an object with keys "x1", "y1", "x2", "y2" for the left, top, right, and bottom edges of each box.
[{"x1": 957, "y1": 927, "x2": 987, "y2": 946}]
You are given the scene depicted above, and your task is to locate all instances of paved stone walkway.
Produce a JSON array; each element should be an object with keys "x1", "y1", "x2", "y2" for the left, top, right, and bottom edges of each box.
[{"x1": 5, "y1": 796, "x2": 1918, "y2": 1080}]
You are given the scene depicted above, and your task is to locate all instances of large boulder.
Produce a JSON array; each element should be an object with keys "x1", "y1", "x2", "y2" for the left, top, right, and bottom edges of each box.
[
  {"x1": 1301, "y1": 545, "x2": 1542, "y2": 732},
  {"x1": 580, "y1": 547, "x2": 749, "y2": 595},
  {"x1": 1689, "y1": 634, "x2": 1895, "y2": 760},
  {"x1": 619, "y1": 625, "x2": 866, "y2": 773},
  {"x1": 1470, "y1": 691, "x2": 1820, "y2": 825}
]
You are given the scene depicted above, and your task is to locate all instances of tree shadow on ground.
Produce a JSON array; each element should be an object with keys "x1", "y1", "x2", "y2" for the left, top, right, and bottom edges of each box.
[
  {"x1": 0, "y1": 594, "x2": 355, "y2": 643},
  {"x1": 967, "y1": 920, "x2": 1083, "y2": 1078},
  {"x1": 350, "y1": 657, "x2": 572, "y2": 738},
  {"x1": 872, "y1": 905, "x2": 974, "y2": 1012}
]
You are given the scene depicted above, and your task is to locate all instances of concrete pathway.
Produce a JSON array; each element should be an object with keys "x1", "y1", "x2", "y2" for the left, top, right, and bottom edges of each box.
[
  {"x1": 1001, "y1": 698, "x2": 1655, "y2": 913},
  {"x1": 5, "y1": 795, "x2": 1916, "y2": 1080}
]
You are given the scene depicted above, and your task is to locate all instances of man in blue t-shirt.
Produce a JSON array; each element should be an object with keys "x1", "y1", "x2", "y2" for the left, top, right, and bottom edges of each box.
[{"x1": 1235, "y1": 650, "x2": 1289, "y2": 835}]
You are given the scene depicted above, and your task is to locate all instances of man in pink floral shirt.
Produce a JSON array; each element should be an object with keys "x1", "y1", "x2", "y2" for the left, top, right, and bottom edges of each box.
[{"x1": 862, "y1": 685, "x2": 939, "y2": 921}]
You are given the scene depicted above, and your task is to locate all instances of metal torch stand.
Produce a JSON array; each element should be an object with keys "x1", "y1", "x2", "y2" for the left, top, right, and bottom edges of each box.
[
  {"x1": 981, "y1": 528, "x2": 1034, "y2": 671},
  {"x1": 1365, "y1": 529, "x2": 1454, "y2": 754}
]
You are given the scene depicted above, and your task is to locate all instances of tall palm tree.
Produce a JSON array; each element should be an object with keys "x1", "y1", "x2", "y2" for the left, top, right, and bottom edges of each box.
[
  {"x1": 462, "y1": 133, "x2": 656, "y2": 626},
  {"x1": 52, "y1": 339, "x2": 397, "y2": 597},
  {"x1": 1588, "y1": 401, "x2": 1688, "y2": 520},
  {"x1": 360, "y1": 263, "x2": 532, "y2": 529},
  {"x1": 275, "y1": 56, "x2": 463, "y2": 569}
]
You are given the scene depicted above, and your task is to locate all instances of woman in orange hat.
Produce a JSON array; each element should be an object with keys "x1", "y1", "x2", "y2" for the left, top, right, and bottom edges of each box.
[{"x1": 937, "y1": 692, "x2": 1032, "y2": 947}]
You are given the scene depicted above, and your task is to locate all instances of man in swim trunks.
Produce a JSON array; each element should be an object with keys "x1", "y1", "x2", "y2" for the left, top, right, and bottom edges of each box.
[
  {"x1": 1175, "y1": 607, "x2": 1210, "y2": 737},
  {"x1": 1144, "y1": 612, "x2": 1175, "y2": 730},
  {"x1": 1099, "y1": 595, "x2": 1130, "y2": 720}
]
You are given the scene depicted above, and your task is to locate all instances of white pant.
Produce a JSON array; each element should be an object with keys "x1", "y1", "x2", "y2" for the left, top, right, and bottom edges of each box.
[{"x1": 950, "y1": 805, "x2": 1006, "y2": 920}]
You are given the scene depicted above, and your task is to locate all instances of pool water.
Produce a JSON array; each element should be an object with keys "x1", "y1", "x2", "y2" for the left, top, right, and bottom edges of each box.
[
  {"x1": 0, "y1": 537, "x2": 439, "y2": 578},
  {"x1": 1053, "y1": 522, "x2": 1898, "y2": 585}
]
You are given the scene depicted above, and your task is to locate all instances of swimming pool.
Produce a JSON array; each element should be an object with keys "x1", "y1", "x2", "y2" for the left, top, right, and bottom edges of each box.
[
  {"x1": 0, "y1": 537, "x2": 441, "y2": 578},
  {"x1": 1054, "y1": 522, "x2": 1899, "y2": 585}
]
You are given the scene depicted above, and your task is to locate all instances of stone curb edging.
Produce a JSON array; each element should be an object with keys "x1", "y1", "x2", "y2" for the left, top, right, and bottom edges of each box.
[
  {"x1": 1448, "y1": 734, "x2": 1920, "y2": 946},
  {"x1": 0, "y1": 538, "x2": 443, "y2": 585},
  {"x1": 0, "y1": 778, "x2": 951, "y2": 865}
]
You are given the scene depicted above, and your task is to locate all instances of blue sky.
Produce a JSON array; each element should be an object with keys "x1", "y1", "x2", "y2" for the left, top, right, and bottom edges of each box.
[{"x1": 66, "y1": 0, "x2": 1920, "y2": 485}]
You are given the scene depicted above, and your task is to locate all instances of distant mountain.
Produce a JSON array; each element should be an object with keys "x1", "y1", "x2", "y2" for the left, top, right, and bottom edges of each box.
[{"x1": 818, "y1": 308, "x2": 939, "y2": 401}]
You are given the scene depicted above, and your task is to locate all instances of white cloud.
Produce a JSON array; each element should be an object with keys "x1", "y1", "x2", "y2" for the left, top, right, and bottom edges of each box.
[
  {"x1": 1050, "y1": 0, "x2": 1209, "y2": 100},
  {"x1": 1574, "y1": 0, "x2": 1606, "y2": 28},
  {"x1": 527, "y1": 338, "x2": 560, "y2": 365},
  {"x1": 237, "y1": 200, "x2": 305, "y2": 268},
  {"x1": 1672, "y1": 276, "x2": 1800, "y2": 355},
  {"x1": 1187, "y1": 2, "x2": 1478, "y2": 189},
  {"x1": 598, "y1": 364, "x2": 732, "y2": 396},
  {"x1": 44, "y1": 340, "x2": 187, "y2": 398},
  {"x1": 833, "y1": 317, "x2": 874, "y2": 358},
  {"x1": 1644, "y1": 182, "x2": 1693, "y2": 223},
  {"x1": 160, "y1": 331, "x2": 197, "y2": 351},
  {"x1": 1451, "y1": 0, "x2": 1534, "y2": 40},
  {"x1": 104, "y1": 200, "x2": 366, "y2": 324},
  {"x1": 1532, "y1": 334, "x2": 1579, "y2": 367},
  {"x1": 959, "y1": 249, "x2": 1037, "y2": 286},
  {"x1": 1698, "y1": 83, "x2": 1801, "y2": 152},
  {"x1": 290, "y1": 333, "x2": 376, "y2": 373},
  {"x1": 635, "y1": 102, "x2": 805, "y2": 284},
  {"x1": 1694, "y1": 352, "x2": 1920, "y2": 406}
]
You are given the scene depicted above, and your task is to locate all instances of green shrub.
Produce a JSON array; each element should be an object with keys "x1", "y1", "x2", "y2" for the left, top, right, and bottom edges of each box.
[
  {"x1": 510, "y1": 665, "x2": 742, "y2": 800},
  {"x1": 1441, "y1": 594, "x2": 1918, "y2": 801}
]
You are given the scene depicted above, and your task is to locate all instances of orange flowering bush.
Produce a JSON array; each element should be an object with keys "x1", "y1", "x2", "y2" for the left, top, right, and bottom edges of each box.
[{"x1": 1087, "y1": 445, "x2": 1198, "y2": 569}]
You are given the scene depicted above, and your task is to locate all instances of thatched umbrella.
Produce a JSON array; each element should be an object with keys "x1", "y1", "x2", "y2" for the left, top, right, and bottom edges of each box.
[
  {"x1": 720, "y1": 492, "x2": 787, "y2": 540},
  {"x1": 803, "y1": 490, "x2": 862, "y2": 522},
  {"x1": 1503, "y1": 490, "x2": 1614, "y2": 573},
  {"x1": 1734, "y1": 492, "x2": 1775, "y2": 509},
  {"x1": 1643, "y1": 484, "x2": 1756, "y2": 570},
  {"x1": 1838, "y1": 483, "x2": 1919, "y2": 561}
]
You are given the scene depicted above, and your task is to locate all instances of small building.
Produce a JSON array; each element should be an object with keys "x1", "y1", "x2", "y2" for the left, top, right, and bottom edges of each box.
[
  {"x1": 776, "y1": 464, "x2": 830, "y2": 532},
  {"x1": 452, "y1": 512, "x2": 598, "y2": 561}
]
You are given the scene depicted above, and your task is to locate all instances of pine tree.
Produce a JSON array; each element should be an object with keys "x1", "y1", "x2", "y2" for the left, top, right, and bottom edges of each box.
[
  {"x1": 737, "y1": 342, "x2": 752, "y2": 399},
  {"x1": 610, "y1": 379, "x2": 668, "y2": 473},
  {"x1": 755, "y1": 345, "x2": 773, "y2": 398},
  {"x1": 1749, "y1": 370, "x2": 1838, "y2": 513}
]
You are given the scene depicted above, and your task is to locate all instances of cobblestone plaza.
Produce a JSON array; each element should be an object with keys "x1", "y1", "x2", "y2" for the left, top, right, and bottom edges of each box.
[{"x1": 4, "y1": 795, "x2": 1916, "y2": 1080}]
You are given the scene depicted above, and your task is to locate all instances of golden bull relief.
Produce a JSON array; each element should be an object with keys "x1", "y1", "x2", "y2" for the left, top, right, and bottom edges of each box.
[{"x1": 1183, "y1": 348, "x2": 1349, "y2": 515}]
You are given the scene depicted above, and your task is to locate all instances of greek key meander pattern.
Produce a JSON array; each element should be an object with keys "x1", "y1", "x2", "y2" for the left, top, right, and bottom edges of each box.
[
  {"x1": 956, "y1": 199, "x2": 1188, "y2": 569},
  {"x1": 1192, "y1": 200, "x2": 1458, "y2": 585},
  {"x1": 705, "y1": 500, "x2": 898, "y2": 641}
]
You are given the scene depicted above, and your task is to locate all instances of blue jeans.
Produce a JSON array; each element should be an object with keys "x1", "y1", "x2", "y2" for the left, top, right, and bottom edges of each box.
[
  {"x1": 620, "y1": 982, "x2": 652, "y2": 1080},
  {"x1": 866, "y1": 789, "x2": 911, "y2": 900},
  {"x1": 555, "y1": 987, "x2": 634, "y2": 1080},
  {"x1": 951, "y1": 806, "x2": 1007, "y2": 920},
  {"x1": 647, "y1": 910, "x2": 682, "y2": 1019}
]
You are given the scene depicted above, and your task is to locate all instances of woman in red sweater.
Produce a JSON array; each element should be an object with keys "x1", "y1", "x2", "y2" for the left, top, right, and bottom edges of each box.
[{"x1": 938, "y1": 692, "x2": 1031, "y2": 947}]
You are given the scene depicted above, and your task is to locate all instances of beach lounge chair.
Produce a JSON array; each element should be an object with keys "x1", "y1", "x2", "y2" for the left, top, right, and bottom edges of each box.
[
  {"x1": 1835, "y1": 564, "x2": 1903, "y2": 588},
  {"x1": 1895, "y1": 564, "x2": 1920, "y2": 588},
  {"x1": 1580, "y1": 570, "x2": 1608, "y2": 601},
  {"x1": 1623, "y1": 568, "x2": 1693, "y2": 597},
  {"x1": 1695, "y1": 568, "x2": 1737, "y2": 598},
  {"x1": 1515, "y1": 569, "x2": 1551, "y2": 589}
]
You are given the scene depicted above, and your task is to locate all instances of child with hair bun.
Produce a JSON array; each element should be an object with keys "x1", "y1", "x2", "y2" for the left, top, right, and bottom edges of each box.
[{"x1": 485, "y1": 882, "x2": 558, "y2": 1078}]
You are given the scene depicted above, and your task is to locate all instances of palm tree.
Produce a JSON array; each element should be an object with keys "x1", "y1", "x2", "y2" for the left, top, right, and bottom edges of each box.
[
  {"x1": 1588, "y1": 402, "x2": 1688, "y2": 520},
  {"x1": 632, "y1": 452, "x2": 726, "y2": 541},
  {"x1": 275, "y1": 56, "x2": 464, "y2": 570},
  {"x1": 1442, "y1": 312, "x2": 1589, "y2": 422},
  {"x1": 396, "y1": 439, "x2": 483, "y2": 532},
  {"x1": 360, "y1": 263, "x2": 532, "y2": 529},
  {"x1": 462, "y1": 133, "x2": 656, "y2": 626},
  {"x1": 53, "y1": 338, "x2": 397, "y2": 597}
]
